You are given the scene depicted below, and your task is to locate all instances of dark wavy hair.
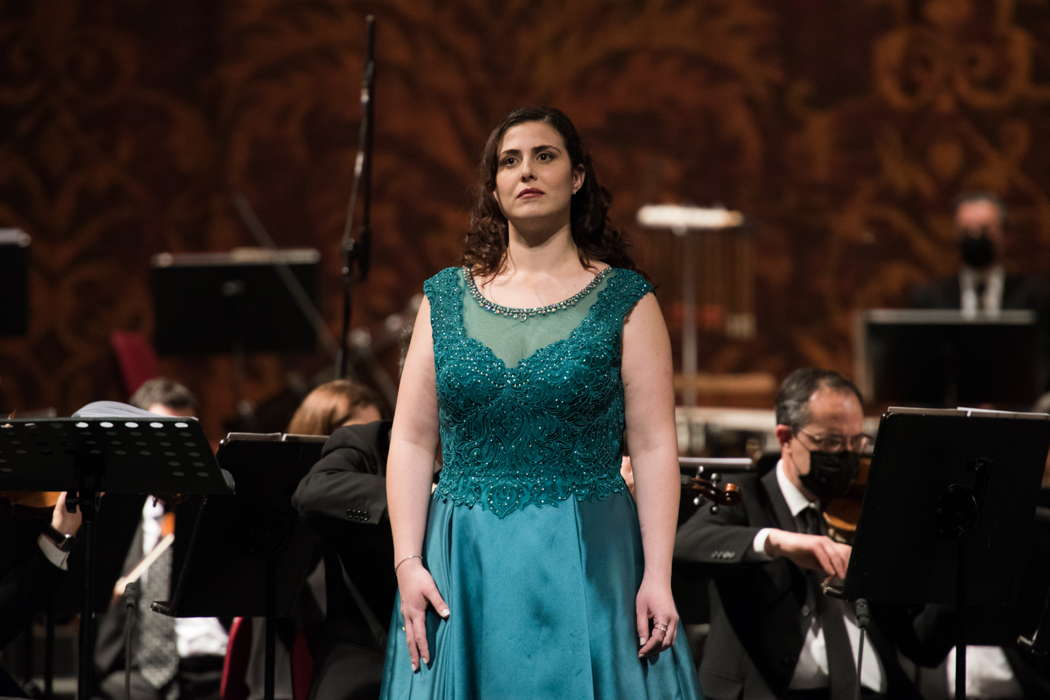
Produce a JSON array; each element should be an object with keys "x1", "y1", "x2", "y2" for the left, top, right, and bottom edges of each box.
[{"x1": 463, "y1": 106, "x2": 636, "y2": 276}]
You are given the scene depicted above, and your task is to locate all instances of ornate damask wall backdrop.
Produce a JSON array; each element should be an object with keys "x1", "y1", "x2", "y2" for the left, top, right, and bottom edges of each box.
[{"x1": 2, "y1": 0, "x2": 1050, "y2": 435}]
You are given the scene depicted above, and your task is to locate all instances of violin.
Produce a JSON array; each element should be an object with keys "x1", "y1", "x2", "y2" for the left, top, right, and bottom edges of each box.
[
  {"x1": 689, "y1": 474, "x2": 742, "y2": 506},
  {"x1": 679, "y1": 457, "x2": 750, "y2": 508},
  {"x1": 821, "y1": 454, "x2": 872, "y2": 544}
]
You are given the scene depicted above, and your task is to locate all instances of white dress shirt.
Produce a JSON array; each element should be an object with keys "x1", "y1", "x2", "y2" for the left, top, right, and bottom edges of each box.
[
  {"x1": 37, "y1": 534, "x2": 70, "y2": 570},
  {"x1": 959, "y1": 265, "x2": 1004, "y2": 317},
  {"x1": 752, "y1": 462, "x2": 887, "y2": 692},
  {"x1": 917, "y1": 646, "x2": 1022, "y2": 699}
]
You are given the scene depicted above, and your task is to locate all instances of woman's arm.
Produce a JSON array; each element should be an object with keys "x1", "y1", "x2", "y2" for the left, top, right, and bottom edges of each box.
[
  {"x1": 621, "y1": 292, "x2": 681, "y2": 655},
  {"x1": 387, "y1": 296, "x2": 439, "y2": 564},
  {"x1": 385, "y1": 296, "x2": 447, "y2": 671}
]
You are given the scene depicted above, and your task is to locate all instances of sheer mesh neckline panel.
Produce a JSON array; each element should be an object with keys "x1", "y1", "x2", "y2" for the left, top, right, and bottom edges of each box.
[{"x1": 461, "y1": 268, "x2": 614, "y2": 368}]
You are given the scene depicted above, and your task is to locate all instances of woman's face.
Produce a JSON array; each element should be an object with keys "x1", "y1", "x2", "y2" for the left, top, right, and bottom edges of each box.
[{"x1": 492, "y1": 120, "x2": 583, "y2": 229}]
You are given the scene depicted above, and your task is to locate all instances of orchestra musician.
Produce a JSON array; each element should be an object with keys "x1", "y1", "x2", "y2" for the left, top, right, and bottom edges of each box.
[
  {"x1": 229, "y1": 379, "x2": 385, "y2": 700},
  {"x1": 674, "y1": 368, "x2": 923, "y2": 700},
  {"x1": 910, "y1": 192, "x2": 1048, "y2": 317},
  {"x1": 291, "y1": 401, "x2": 392, "y2": 700},
  {"x1": 0, "y1": 491, "x2": 82, "y2": 697}
]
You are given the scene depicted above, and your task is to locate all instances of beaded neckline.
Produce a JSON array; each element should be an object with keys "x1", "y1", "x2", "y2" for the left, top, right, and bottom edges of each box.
[{"x1": 464, "y1": 266, "x2": 613, "y2": 321}]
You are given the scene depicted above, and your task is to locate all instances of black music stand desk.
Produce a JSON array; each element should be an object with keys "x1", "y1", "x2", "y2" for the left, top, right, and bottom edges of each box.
[
  {"x1": 151, "y1": 249, "x2": 320, "y2": 356},
  {"x1": 0, "y1": 407, "x2": 231, "y2": 700},
  {"x1": 845, "y1": 407, "x2": 1050, "y2": 700},
  {"x1": 0, "y1": 228, "x2": 29, "y2": 336},
  {"x1": 161, "y1": 433, "x2": 325, "y2": 700},
  {"x1": 855, "y1": 308, "x2": 1043, "y2": 409}
]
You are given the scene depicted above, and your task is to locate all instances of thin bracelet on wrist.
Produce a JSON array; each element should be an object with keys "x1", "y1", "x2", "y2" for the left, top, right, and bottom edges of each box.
[{"x1": 395, "y1": 554, "x2": 422, "y2": 573}]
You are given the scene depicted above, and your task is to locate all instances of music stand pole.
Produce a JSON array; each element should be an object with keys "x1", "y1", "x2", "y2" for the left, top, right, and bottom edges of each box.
[
  {"x1": 264, "y1": 552, "x2": 277, "y2": 700},
  {"x1": 678, "y1": 226, "x2": 698, "y2": 407},
  {"x1": 955, "y1": 547, "x2": 966, "y2": 700},
  {"x1": 67, "y1": 451, "x2": 105, "y2": 700},
  {"x1": 44, "y1": 599, "x2": 55, "y2": 699}
]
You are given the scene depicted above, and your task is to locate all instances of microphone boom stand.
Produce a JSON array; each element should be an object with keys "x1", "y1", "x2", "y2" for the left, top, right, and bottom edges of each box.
[{"x1": 336, "y1": 15, "x2": 376, "y2": 380}]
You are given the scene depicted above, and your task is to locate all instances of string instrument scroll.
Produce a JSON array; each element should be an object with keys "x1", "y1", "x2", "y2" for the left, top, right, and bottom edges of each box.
[{"x1": 679, "y1": 456, "x2": 751, "y2": 513}]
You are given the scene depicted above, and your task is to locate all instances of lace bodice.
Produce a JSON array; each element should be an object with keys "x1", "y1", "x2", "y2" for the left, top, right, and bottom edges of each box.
[{"x1": 424, "y1": 266, "x2": 652, "y2": 517}]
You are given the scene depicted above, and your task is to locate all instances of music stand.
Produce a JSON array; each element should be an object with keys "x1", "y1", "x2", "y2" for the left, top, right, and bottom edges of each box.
[
  {"x1": 159, "y1": 433, "x2": 325, "y2": 700},
  {"x1": 845, "y1": 407, "x2": 1050, "y2": 700},
  {"x1": 854, "y1": 308, "x2": 1043, "y2": 409},
  {"x1": 0, "y1": 411, "x2": 230, "y2": 700},
  {"x1": 150, "y1": 249, "x2": 321, "y2": 356},
  {"x1": 0, "y1": 229, "x2": 30, "y2": 336}
]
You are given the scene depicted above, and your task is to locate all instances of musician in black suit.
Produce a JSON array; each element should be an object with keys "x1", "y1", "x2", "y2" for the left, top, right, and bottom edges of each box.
[
  {"x1": 910, "y1": 191, "x2": 1048, "y2": 316},
  {"x1": 291, "y1": 420, "x2": 395, "y2": 700},
  {"x1": 0, "y1": 492, "x2": 81, "y2": 697},
  {"x1": 675, "y1": 368, "x2": 923, "y2": 700}
]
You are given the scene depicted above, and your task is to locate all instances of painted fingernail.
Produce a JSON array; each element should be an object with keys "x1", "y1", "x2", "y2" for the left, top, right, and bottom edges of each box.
[
  {"x1": 439, "y1": 608, "x2": 450, "y2": 618},
  {"x1": 423, "y1": 656, "x2": 429, "y2": 665},
  {"x1": 639, "y1": 636, "x2": 647, "y2": 646}
]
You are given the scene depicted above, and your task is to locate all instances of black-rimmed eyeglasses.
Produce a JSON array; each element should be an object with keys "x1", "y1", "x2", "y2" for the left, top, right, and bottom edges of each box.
[{"x1": 796, "y1": 428, "x2": 873, "y2": 453}]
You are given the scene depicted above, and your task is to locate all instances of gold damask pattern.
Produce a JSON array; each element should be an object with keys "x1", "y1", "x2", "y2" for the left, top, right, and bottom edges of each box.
[{"x1": 1, "y1": 1, "x2": 1048, "y2": 432}]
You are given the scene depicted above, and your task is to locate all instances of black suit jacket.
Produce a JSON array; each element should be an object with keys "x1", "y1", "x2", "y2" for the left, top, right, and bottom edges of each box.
[
  {"x1": 0, "y1": 503, "x2": 66, "y2": 696},
  {"x1": 291, "y1": 421, "x2": 394, "y2": 650},
  {"x1": 0, "y1": 504, "x2": 64, "y2": 648},
  {"x1": 674, "y1": 469, "x2": 921, "y2": 700},
  {"x1": 910, "y1": 271, "x2": 1049, "y2": 312},
  {"x1": 291, "y1": 421, "x2": 394, "y2": 700}
]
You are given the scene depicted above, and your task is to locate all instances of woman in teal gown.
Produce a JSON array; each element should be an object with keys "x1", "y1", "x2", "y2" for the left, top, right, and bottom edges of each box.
[{"x1": 381, "y1": 106, "x2": 702, "y2": 699}]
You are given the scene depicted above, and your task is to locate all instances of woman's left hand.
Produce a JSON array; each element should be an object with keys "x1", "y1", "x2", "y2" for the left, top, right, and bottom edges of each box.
[{"x1": 636, "y1": 575, "x2": 679, "y2": 657}]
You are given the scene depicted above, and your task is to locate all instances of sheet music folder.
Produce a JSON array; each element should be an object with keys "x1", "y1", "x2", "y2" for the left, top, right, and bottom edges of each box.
[
  {"x1": 162, "y1": 432, "x2": 325, "y2": 618},
  {"x1": 845, "y1": 406, "x2": 1050, "y2": 643}
]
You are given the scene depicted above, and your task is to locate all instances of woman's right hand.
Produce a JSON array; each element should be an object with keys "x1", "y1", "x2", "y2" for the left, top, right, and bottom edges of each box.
[{"x1": 396, "y1": 558, "x2": 450, "y2": 671}]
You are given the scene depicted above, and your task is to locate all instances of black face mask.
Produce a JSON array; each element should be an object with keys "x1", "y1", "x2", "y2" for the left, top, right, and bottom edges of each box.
[
  {"x1": 798, "y1": 450, "x2": 860, "y2": 503},
  {"x1": 959, "y1": 231, "x2": 997, "y2": 269}
]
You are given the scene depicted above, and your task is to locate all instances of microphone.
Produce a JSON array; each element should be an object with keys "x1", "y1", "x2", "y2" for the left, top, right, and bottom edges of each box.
[{"x1": 636, "y1": 204, "x2": 745, "y2": 231}]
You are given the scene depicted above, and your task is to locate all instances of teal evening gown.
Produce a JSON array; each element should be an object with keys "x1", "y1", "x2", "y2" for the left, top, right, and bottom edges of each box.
[{"x1": 379, "y1": 266, "x2": 702, "y2": 700}]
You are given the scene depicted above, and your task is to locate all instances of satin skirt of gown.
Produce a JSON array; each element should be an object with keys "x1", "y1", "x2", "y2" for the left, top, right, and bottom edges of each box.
[{"x1": 379, "y1": 488, "x2": 702, "y2": 699}]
